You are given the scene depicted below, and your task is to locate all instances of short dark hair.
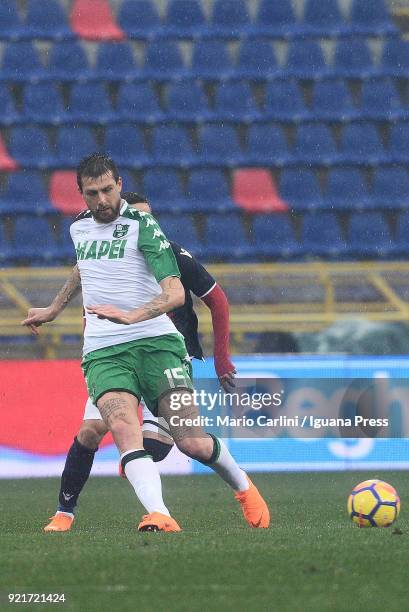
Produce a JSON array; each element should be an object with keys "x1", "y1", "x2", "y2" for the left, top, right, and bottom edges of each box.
[
  {"x1": 121, "y1": 191, "x2": 149, "y2": 205},
  {"x1": 77, "y1": 153, "x2": 120, "y2": 192}
]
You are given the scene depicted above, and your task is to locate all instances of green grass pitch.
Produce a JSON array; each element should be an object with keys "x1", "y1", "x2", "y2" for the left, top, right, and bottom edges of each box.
[{"x1": 0, "y1": 472, "x2": 408, "y2": 612}]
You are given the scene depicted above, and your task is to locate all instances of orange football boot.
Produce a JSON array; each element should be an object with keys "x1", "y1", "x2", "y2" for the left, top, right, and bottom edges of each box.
[
  {"x1": 138, "y1": 512, "x2": 182, "y2": 532},
  {"x1": 44, "y1": 513, "x2": 74, "y2": 532},
  {"x1": 235, "y1": 477, "x2": 270, "y2": 528}
]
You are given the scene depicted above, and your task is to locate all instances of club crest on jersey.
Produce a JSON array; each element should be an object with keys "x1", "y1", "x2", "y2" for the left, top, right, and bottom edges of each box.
[{"x1": 113, "y1": 224, "x2": 129, "y2": 238}]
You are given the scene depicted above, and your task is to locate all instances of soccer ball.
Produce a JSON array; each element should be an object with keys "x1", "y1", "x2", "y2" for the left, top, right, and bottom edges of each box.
[{"x1": 347, "y1": 479, "x2": 400, "y2": 528}]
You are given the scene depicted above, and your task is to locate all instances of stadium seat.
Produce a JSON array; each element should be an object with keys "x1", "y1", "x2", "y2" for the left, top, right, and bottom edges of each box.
[
  {"x1": 0, "y1": 134, "x2": 18, "y2": 172},
  {"x1": 347, "y1": 211, "x2": 393, "y2": 258},
  {"x1": 232, "y1": 169, "x2": 288, "y2": 213},
  {"x1": 388, "y1": 122, "x2": 409, "y2": 164},
  {"x1": 160, "y1": 0, "x2": 207, "y2": 39},
  {"x1": 212, "y1": 82, "x2": 260, "y2": 123},
  {"x1": 248, "y1": 0, "x2": 299, "y2": 39},
  {"x1": 285, "y1": 40, "x2": 328, "y2": 80},
  {"x1": 55, "y1": 126, "x2": 98, "y2": 167},
  {"x1": 104, "y1": 124, "x2": 150, "y2": 168},
  {"x1": 47, "y1": 41, "x2": 93, "y2": 82},
  {"x1": 8, "y1": 127, "x2": 54, "y2": 169},
  {"x1": 70, "y1": 0, "x2": 125, "y2": 41},
  {"x1": 143, "y1": 40, "x2": 187, "y2": 81},
  {"x1": 151, "y1": 125, "x2": 196, "y2": 168},
  {"x1": 22, "y1": 0, "x2": 75, "y2": 40},
  {"x1": 0, "y1": 85, "x2": 20, "y2": 126},
  {"x1": 165, "y1": 82, "x2": 211, "y2": 122},
  {"x1": 156, "y1": 214, "x2": 199, "y2": 253},
  {"x1": 118, "y1": 0, "x2": 161, "y2": 40},
  {"x1": 203, "y1": 214, "x2": 252, "y2": 261},
  {"x1": 0, "y1": 172, "x2": 54, "y2": 215},
  {"x1": 196, "y1": 124, "x2": 245, "y2": 167},
  {"x1": 10, "y1": 216, "x2": 62, "y2": 263},
  {"x1": 186, "y1": 170, "x2": 236, "y2": 213},
  {"x1": 379, "y1": 38, "x2": 409, "y2": 78},
  {"x1": 347, "y1": 0, "x2": 396, "y2": 37},
  {"x1": 0, "y1": 0, "x2": 25, "y2": 41},
  {"x1": 246, "y1": 124, "x2": 292, "y2": 167},
  {"x1": 393, "y1": 212, "x2": 409, "y2": 255},
  {"x1": 0, "y1": 41, "x2": 47, "y2": 83},
  {"x1": 310, "y1": 79, "x2": 358, "y2": 122},
  {"x1": 21, "y1": 83, "x2": 66, "y2": 125},
  {"x1": 280, "y1": 169, "x2": 323, "y2": 211},
  {"x1": 119, "y1": 170, "x2": 138, "y2": 193},
  {"x1": 264, "y1": 80, "x2": 310, "y2": 122},
  {"x1": 298, "y1": 0, "x2": 347, "y2": 38},
  {"x1": 325, "y1": 168, "x2": 370, "y2": 211},
  {"x1": 338, "y1": 122, "x2": 387, "y2": 165},
  {"x1": 301, "y1": 212, "x2": 347, "y2": 258},
  {"x1": 66, "y1": 83, "x2": 116, "y2": 124},
  {"x1": 292, "y1": 124, "x2": 339, "y2": 166},
  {"x1": 359, "y1": 78, "x2": 406, "y2": 121},
  {"x1": 116, "y1": 82, "x2": 163, "y2": 124},
  {"x1": 0, "y1": 221, "x2": 14, "y2": 261},
  {"x1": 235, "y1": 40, "x2": 280, "y2": 81},
  {"x1": 371, "y1": 168, "x2": 409, "y2": 210},
  {"x1": 333, "y1": 39, "x2": 376, "y2": 79},
  {"x1": 204, "y1": 0, "x2": 251, "y2": 38},
  {"x1": 94, "y1": 42, "x2": 140, "y2": 82},
  {"x1": 49, "y1": 170, "x2": 86, "y2": 215},
  {"x1": 251, "y1": 213, "x2": 301, "y2": 259},
  {"x1": 142, "y1": 170, "x2": 187, "y2": 214},
  {"x1": 190, "y1": 40, "x2": 233, "y2": 80}
]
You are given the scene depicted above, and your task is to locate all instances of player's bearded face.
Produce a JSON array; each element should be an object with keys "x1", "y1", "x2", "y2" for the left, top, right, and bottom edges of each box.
[{"x1": 81, "y1": 172, "x2": 123, "y2": 223}]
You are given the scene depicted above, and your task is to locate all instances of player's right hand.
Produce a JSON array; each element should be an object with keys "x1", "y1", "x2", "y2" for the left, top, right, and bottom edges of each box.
[{"x1": 21, "y1": 307, "x2": 55, "y2": 335}]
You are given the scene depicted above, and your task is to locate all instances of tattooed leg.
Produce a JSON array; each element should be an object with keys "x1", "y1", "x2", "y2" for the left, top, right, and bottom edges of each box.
[{"x1": 97, "y1": 391, "x2": 143, "y2": 454}]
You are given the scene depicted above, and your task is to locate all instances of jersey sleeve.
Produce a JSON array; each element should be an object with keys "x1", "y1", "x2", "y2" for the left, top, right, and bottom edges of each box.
[
  {"x1": 171, "y1": 242, "x2": 216, "y2": 297},
  {"x1": 137, "y1": 214, "x2": 181, "y2": 283}
]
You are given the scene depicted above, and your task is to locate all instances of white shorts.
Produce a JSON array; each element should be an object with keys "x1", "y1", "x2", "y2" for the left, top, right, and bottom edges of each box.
[{"x1": 83, "y1": 397, "x2": 172, "y2": 440}]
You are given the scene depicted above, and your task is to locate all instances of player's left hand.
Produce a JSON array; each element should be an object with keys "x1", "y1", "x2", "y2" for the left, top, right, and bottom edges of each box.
[
  {"x1": 215, "y1": 356, "x2": 237, "y2": 392},
  {"x1": 218, "y1": 369, "x2": 237, "y2": 392},
  {"x1": 86, "y1": 305, "x2": 132, "y2": 325}
]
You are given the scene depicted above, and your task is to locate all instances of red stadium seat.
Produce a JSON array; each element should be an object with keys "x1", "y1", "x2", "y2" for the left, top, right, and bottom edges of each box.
[
  {"x1": 49, "y1": 171, "x2": 85, "y2": 215},
  {"x1": 233, "y1": 169, "x2": 288, "y2": 213},
  {"x1": 0, "y1": 134, "x2": 18, "y2": 172},
  {"x1": 70, "y1": 0, "x2": 125, "y2": 41}
]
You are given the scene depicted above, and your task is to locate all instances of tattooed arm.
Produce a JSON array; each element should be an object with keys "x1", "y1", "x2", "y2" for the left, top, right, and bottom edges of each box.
[
  {"x1": 86, "y1": 276, "x2": 185, "y2": 325},
  {"x1": 21, "y1": 265, "x2": 81, "y2": 334}
]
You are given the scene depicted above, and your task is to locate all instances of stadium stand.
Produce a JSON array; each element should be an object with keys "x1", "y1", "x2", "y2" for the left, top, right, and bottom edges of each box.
[
  {"x1": 232, "y1": 169, "x2": 288, "y2": 213},
  {"x1": 47, "y1": 41, "x2": 93, "y2": 82},
  {"x1": 160, "y1": 0, "x2": 207, "y2": 40},
  {"x1": 0, "y1": 0, "x2": 24, "y2": 41},
  {"x1": 70, "y1": 0, "x2": 125, "y2": 41},
  {"x1": 116, "y1": 82, "x2": 164, "y2": 124},
  {"x1": 8, "y1": 127, "x2": 54, "y2": 170},
  {"x1": 142, "y1": 169, "x2": 187, "y2": 214},
  {"x1": 0, "y1": 134, "x2": 18, "y2": 171},
  {"x1": 0, "y1": 85, "x2": 20, "y2": 126},
  {"x1": 21, "y1": 83, "x2": 66, "y2": 125},
  {"x1": 301, "y1": 212, "x2": 347, "y2": 258},
  {"x1": 55, "y1": 126, "x2": 98, "y2": 167},
  {"x1": 251, "y1": 213, "x2": 301, "y2": 258},
  {"x1": 49, "y1": 171, "x2": 86, "y2": 215},
  {"x1": 22, "y1": 0, "x2": 75, "y2": 41}
]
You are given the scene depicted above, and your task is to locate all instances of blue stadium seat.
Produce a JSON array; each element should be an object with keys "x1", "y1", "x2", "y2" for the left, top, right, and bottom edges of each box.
[
  {"x1": 298, "y1": 0, "x2": 347, "y2": 38},
  {"x1": 197, "y1": 124, "x2": 245, "y2": 167},
  {"x1": 251, "y1": 213, "x2": 301, "y2": 259},
  {"x1": 54, "y1": 126, "x2": 98, "y2": 167},
  {"x1": 204, "y1": 0, "x2": 251, "y2": 38},
  {"x1": 389, "y1": 122, "x2": 409, "y2": 164},
  {"x1": 0, "y1": 221, "x2": 14, "y2": 262},
  {"x1": 203, "y1": 214, "x2": 252, "y2": 261},
  {"x1": 186, "y1": 170, "x2": 236, "y2": 213},
  {"x1": 379, "y1": 38, "x2": 409, "y2": 78},
  {"x1": 235, "y1": 40, "x2": 280, "y2": 80},
  {"x1": 0, "y1": 1, "x2": 25, "y2": 41},
  {"x1": 0, "y1": 85, "x2": 20, "y2": 125},
  {"x1": 339, "y1": 122, "x2": 386, "y2": 165},
  {"x1": 47, "y1": 41, "x2": 93, "y2": 82},
  {"x1": 264, "y1": 80, "x2": 309, "y2": 122},
  {"x1": 118, "y1": 0, "x2": 161, "y2": 40},
  {"x1": 212, "y1": 82, "x2": 259, "y2": 122},
  {"x1": 142, "y1": 170, "x2": 187, "y2": 214},
  {"x1": 160, "y1": 0, "x2": 207, "y2": 39},
  {"x1": 359, "y1": 78, "x2": 406, "y2": 121},
  {"x1": 0, "y1": 41, "x2": 47, "y2": 83},
  {"x1": 347, "y1": 0, "x2": 396, "y2": 36},
  {"x1": 333, "y1": 39, "x2": 375, "y2": 79},
  {"x1": 310, "y1": 79, "x2": 357, "y2": 122},
  {"x1": 248, "y1": 0, "x2": 299, "y2": 39},
  {"x1": 94, "y1": 42, "x2": 140, "y2": 82},
  {"x1": 143, "y1": 41, "x2": 187, "y2": 81},
  {"x1": 246, "y1": 124, "x2": 291, "y2": 167},
  {"x1": 66, "y1": 83, "x2": 116, "y2": 124},
  {"x1": 8, "y1": 127, "x2": 54, "y2": 169},
  {"x1": 393, "y1": 212, "x2": 409, "y2": 255},
  {"x1": 156, "y1": 214, "x2": 200, "y2": 254},
  {"x1": 10, "y1": 216, "x2": 61, "y2": 263},
  {"x1": 280, "y1": 169, "x2": 323, "y2": 211},
  {"x1": 21, "y1": 0, "x2": 74, "y2": 40},
  {"x1": 165, "y1": 82, "x2": 211, "y2": 122},
  {"x1": 292, "y1": 124, "x2": 339, "y2": 166},
  {"x1": 104, "y1": 124, "x2": 150, "y2": 169},
  {"x1": 0, "y1": 172, "x2": 54, "y2": 215},
  {"x1": 191, "y1": 40, "x2": 233, "y2": 80},
  {"x1": 325, "y1": 168, "x2": 370, "y2": 211},
  {"x1": 151, "y1": 125, "x2": 196, "y2": 168},
  {"x1": 119, "y1": 170, "x2": 138, "y2": 193},
  {"x1": 347, "y1": 211, "x2": 393, "y2": 257},
  {"x1": 371, "y1": 168, "x2": 409, "y2": 210},
  {"x1": 21, "y1": 83, "x2": 66, "y2": 125},
  {"x1": 301, "y1": 212, "x2": 347, "y2": 258},
  {"x1": 116, "y1": 82, "x2": 163, "y2": 124},
  {"x1": 285, "y1": 40, "x2": 328, "y2": 80}
]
